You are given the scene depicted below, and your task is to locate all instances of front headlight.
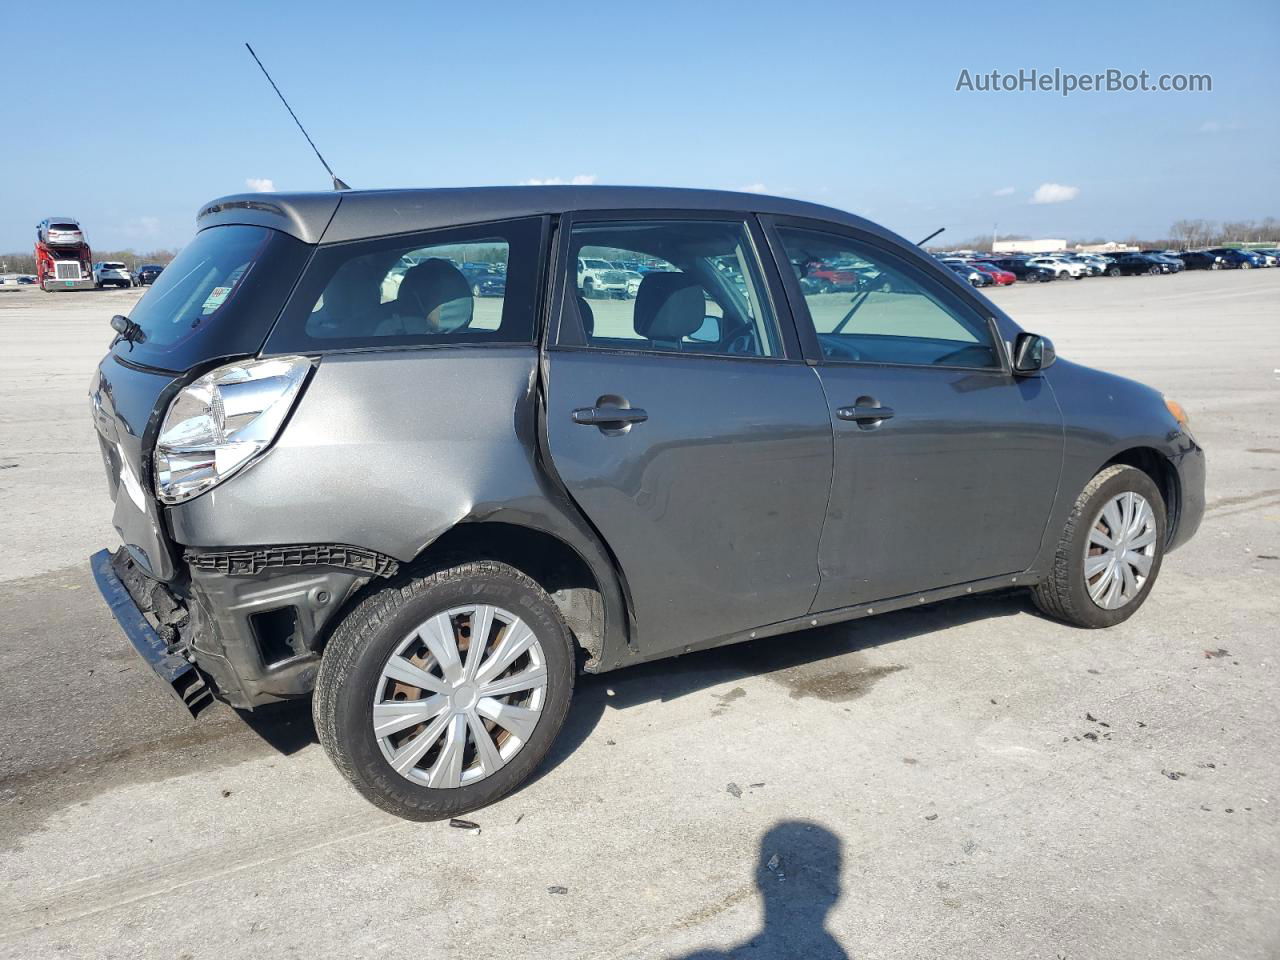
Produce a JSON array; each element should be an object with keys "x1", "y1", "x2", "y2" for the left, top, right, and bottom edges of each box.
[{"x1": 154, "y1": 356, "x2": 311, "y2": 504}]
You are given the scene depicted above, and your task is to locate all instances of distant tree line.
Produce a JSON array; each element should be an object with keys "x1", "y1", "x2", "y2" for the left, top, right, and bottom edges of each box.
[
  {"x1": 940, "y1": 217, "x2": 1277, "y2": 254},
  {"x1": 0, "y1": 248, "x2": 179, "y2": 274}
]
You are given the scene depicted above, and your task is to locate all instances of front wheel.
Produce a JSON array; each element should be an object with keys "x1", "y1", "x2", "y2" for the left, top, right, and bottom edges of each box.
[
  {"x1": 314, "y1": 560, "x2": 575, "y2": 820},
  {"x1": 1108, "y1": 266, "x2": 1121, "y2": 277},
  {"x1": 1240, "y1": 261, "x2": 1251, "y2": 270},
  {"x1": 1032, "y1": 464, "x2": 1167, "y2": 628}
]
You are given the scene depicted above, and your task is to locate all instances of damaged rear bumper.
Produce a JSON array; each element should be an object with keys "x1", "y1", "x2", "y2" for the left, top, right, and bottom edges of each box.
[
  {"x1": 90, "y1": 544, "x2": 388, "y2": 711},
  {"x1": 90, "y1": 548, "x2": 212, "y2": 714}
]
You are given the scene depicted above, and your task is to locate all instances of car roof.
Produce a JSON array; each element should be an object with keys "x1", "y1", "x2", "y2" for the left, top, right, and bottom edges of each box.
[{"x1": 194, "y1": 185, "x2": 901, "y2": 247}]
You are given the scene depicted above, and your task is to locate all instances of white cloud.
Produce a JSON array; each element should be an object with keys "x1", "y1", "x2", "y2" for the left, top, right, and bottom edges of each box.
[
  {"x1": 738, "y1": 183, "x2": 769, "y2": 194},
  {"x1": 1029, "y1": 183, "x2": 1079, "y2": 205},
  {"x1": 992, "y1": 186, "x2": 1015, "y2": 197},
  {"x1": 521, "y1": 174, "x2": 598, "y2": 186},
  {"x1": 245, "y1": 177, "x2": 275, "y2": 192}
]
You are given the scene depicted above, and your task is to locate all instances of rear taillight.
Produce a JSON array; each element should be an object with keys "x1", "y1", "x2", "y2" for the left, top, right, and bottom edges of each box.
[{"x1": 154, "y1": 356, "x2": 311, "y2": 504}]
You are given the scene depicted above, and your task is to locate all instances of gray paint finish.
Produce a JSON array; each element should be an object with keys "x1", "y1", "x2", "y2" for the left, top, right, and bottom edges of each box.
[
  {"x1": 809, "y1": 363, "x2": 1064, "y2": 609},
  {"x1": 195, "y1": 185, "x2": 914, "y2": 248},
  {"x1": 94, "y1": 186, "x2": 1205, "y2": 704},
  {"x1": 542, "y1": 349, "x2": 834, "y2": 657}
]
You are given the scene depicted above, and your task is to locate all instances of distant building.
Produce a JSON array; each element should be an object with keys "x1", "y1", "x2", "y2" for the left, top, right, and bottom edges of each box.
[
  {"x1": 1075, "y1": 241, "x2": 1139, "y2": 254},
  {"x1": 992, "y1": 238, "x2": 1066, "y2": 254}
]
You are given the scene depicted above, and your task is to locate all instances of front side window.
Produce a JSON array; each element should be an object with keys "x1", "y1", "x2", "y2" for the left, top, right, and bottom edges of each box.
[
  {"x1": 267, "y1": 217, "x2": 543, "y2": 353},
  {"x1": 564, "y1": 219, "x2": 781, "y2": 358},
  {"x1": 776, "y1": 227, "x2": 1001, "y2": 369}
]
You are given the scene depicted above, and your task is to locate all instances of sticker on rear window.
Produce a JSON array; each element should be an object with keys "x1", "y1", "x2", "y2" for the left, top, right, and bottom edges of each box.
[{"x1": 201, "y1": 286, "x2": 232, "y2": 314}]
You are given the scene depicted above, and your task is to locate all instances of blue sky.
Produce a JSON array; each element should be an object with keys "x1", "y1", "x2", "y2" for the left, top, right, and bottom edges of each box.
[{"x1": 2, "y1": 0, "x2": 1276, "y2": 252}]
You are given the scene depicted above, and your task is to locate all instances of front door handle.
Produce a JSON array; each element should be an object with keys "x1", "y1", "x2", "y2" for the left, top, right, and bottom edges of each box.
[
  {"x1": 836, "y1": 404, "x2": 895, "y2": 423},
  {"x1": 572, "y1": 405, "x2": 649, "y2": 427}
]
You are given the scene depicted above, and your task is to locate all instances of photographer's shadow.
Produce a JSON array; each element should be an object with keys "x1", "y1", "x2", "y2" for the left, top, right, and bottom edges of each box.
[{"x1": 678, "y1": 820, "x2": 848, "y2": 960}]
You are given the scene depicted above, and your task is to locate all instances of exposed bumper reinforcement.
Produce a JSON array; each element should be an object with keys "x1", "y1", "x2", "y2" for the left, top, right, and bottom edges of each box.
[{"x1": 90, "y1": 548, "x2": 212, "y2": 715}]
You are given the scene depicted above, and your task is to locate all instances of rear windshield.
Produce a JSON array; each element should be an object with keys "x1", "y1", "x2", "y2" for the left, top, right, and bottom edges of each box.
[
  {"x1": 116, "y1": 225, "x2": 310, "y2": 371},
  {"x1": 103, "y1": 262, "x2": 126, "y2": 269}
]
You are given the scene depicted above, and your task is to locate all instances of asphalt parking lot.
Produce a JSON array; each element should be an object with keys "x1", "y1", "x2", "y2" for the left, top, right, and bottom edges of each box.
[{"x1": 1, "y1": 270, "x2": 1278, "y2": 959}]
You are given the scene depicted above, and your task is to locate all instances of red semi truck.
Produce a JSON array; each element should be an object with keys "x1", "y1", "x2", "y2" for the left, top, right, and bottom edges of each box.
[{"x1": 35, "y1": 218, "x2": 95, "y2": 291}]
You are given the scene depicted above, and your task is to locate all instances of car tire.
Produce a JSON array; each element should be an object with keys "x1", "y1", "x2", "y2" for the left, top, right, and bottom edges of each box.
[
  {"x1": 1240, "y1": 262, "x2": 1251, "y2": 270},
  {"x1": 314, "y1": 559, "x2": 576, "y2": 821},
  {"x1": 1108, "y1": 267, "x2": 1121, "y2": 277},
  {"x1": 1148, "y1": 265, "x2": 1160, "y2": 276},
  {"x1": 583, "y1": 279, "x2": 595, "y2": 298},
  {"x1": 472, "y1": 283, "x2": 483, "y2": 297},
  {"x1": 1032, "y1": 464, "x2": 1167, "y2": 629}
]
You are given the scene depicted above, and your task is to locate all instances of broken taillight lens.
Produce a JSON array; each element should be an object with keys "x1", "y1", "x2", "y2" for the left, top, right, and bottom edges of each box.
[{"x1": 154, "y1": 356, "x2": 311, "y2": 504}]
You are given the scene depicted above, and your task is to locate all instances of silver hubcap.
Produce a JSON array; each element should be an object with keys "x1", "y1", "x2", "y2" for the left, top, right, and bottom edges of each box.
[
  {"x1": 373, "y1": 604, "x2": 547, "y2": 788},
  {"x1": 1084, "y1": 492, "x2": 1157, "y2": 610}
]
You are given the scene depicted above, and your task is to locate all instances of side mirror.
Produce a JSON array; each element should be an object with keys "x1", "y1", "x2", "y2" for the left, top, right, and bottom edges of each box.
[
  {"x1": 1012, "y1": 332, "x2": 1055, "y2": 374},
  {"x1": 687, "y1": 315, "x2": 722, "y2": 343}
]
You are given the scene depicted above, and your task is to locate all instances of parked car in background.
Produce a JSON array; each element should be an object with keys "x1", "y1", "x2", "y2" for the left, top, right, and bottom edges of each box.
[
  {"x1": 945, "y1": 262, "x2": 992, "y2": 287},
  {"x1": 1061, "y1": 255, "x2": 1104, "y2": 276},
  {"x1": 134, "y1": 264, "x2": 165, "y2": 286},
  {"x1": 1174, "y1": 251, "x2": 1226, "y2": 270},
  {"x1": 1207, "y1": 248, "x2": 1265, "y2": 269},
  {"x1": 1028, "y1": 257, "x2": 1087, "y2": 279},
  {"x1": 1105, "y1": 254, "x2": 1166, "y2": 276},
  {"x1": 1246, "y1": 249, "x2": 1277, "y2": 267},
  {"x1": 1139, "y1": 251, "x2": 1185, "y2": 273},
  {"x1": 988, "y1": 257, "x2": 1057, "y2": 282},
  {"x1": 969, "y1": 261, "x2": 1016, "y2": 285},
  {"x1": 808, "y1": 261, "x2": 864, "y2": 292},
  {"x1": 87, "y1": 184, "x2": 1204, "y2": 821},
  {"x1": 93, "y1": 261, "x2": 133, "y2": 288},
  {"x1": 460, "y1": 263, "x2": 507, "y2": 297},
  {"x1": 577, "y1": 257, "x2": 631, "y2": 298}
]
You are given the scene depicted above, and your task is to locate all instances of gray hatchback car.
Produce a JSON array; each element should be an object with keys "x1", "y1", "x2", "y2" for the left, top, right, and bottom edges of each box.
[{"x1": 89, "y1": 186, "x2": 1204, "y2": 819}]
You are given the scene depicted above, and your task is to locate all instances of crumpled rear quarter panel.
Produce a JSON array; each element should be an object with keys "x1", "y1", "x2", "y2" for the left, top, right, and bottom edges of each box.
[{"x1": 169, "y1": 347, "x2": 553, "y2": 559}]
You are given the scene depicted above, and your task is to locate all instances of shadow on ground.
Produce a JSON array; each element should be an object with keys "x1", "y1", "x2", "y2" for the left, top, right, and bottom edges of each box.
[
  {"x1": 674, "y1": 819, "x2": 849, "y2": 959},
  {"x1": 537, "y1": 589, "x2": 1032, "y2": 782}
]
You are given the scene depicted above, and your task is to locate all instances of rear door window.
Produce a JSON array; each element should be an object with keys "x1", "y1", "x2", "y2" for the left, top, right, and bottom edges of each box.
[
  {"x1": 561, "y1": 219, "x2": 782, "y2": 359},
  {"x1": 266, "y1": 217, "x2": 545, "y2": 353}
]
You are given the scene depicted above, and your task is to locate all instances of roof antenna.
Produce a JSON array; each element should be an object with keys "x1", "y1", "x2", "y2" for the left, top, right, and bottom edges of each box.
[
  {"x1": 917, "y1": 227, "x2": 945, "y2": 247},
  {"x1": 245, "y1": 42, "x2": 351, "y2": 191}
]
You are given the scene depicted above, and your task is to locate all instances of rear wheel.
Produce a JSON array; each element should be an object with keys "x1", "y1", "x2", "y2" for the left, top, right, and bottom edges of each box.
[
  {"x1": 1108, "y1": 266, "x2": 1121, "y2": 277},
  {"x1": 583, "y1": 279, "x2": 595, "y2": 298},
  {"x1": 314, "y1": 560, "x2": 576, "y2": 820},
  {"x1": 1032, "y1": 464, "x2": 1166, "y2": 628}
]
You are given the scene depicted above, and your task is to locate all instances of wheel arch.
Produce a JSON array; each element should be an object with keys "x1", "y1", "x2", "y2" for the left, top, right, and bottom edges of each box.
[
  {"x1": 407, "y1": 520, "x2": 617, "y2": 670},
  {"x1": 1103, "y1": 446, "x2": 1181, "y2": 544}
]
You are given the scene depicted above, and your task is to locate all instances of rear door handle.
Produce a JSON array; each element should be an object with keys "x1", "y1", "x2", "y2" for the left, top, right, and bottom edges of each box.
[
  {"x1": 572, "y1": 405, "x2": 649, "y2": 426},
  {"x1": 836, "y1": 405, "x2": 895, "y2": 423}
]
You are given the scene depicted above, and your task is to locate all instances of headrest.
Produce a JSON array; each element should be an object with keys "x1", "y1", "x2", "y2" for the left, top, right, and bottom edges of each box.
[
  {"x1": 576, "y1": 296, "x2": 595, "y2": 337},
  {"x1": 633, "y1": 272, "x2": 704, "y2": 342},
  {"x1": 395, "y1": 259, "x2": 472, "y2": 332}
]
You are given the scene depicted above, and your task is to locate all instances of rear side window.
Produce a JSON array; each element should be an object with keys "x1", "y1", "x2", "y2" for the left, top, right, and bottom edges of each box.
[
  {"x1": 775, "y1": 226, "x2": 1001, "y2": 369},
  {"x1": 562, "y1": 219, "x2": 781, "y2": 359},
  {"x1": 266, "y1": 217, "x2": 545, "y2": 353},
  {"x1": 116, "y1": 224, "x2": 310, "y2": 372}
]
